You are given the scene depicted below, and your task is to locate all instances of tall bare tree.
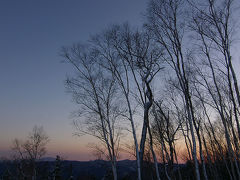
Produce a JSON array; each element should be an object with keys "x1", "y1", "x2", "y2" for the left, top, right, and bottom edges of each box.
[
  {"x1": 109, "y1": 25, "x2": 163, "y2": 179},
  {"x1": 146, "y1": 0, "x2": 201, "y2": 179},
  {"x1": 189, "y1": 0, "x2": 240, "y2": 179},
  {"x1": 62, "y1": 44, "x2": 122, "y2": 180},
  {"x1": 89, "y1": 26, "x2": 142, "y2": 180}
]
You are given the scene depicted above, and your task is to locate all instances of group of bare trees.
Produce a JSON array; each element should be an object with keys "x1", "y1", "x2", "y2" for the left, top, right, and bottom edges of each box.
[
  {"x1": 11, "y1": 126, "x2": 49, "y2": 179},
  {"x1": 64, "y1": 0, "x2": 240, "y2": 179}
]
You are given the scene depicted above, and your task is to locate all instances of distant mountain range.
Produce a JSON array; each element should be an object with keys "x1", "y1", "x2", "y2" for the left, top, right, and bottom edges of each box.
[
  {"x1": 0, "y1": 158, "x2": 138, "y2": 179},
  {"x1": 0, "y1": 158, "x2": 186, "y2": 179},
  {"x1": 38, "y1": 157, "x2": 56, "y2": 162}
]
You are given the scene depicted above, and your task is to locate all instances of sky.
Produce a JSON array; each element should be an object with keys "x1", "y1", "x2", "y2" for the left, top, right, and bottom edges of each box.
[{"x1": 0, "y1": 0, "x2": 147, "y2": 161}]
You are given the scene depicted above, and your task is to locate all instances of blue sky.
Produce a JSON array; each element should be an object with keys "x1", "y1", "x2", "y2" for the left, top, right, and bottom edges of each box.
[{"x1": 0, "y1": 0, "x2": 147, "y2": 160}]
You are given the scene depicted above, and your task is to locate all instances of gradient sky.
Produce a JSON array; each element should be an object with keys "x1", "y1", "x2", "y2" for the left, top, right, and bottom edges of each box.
[{"x1": 0, "y1": 0, "x2": 147, "y2": 161}]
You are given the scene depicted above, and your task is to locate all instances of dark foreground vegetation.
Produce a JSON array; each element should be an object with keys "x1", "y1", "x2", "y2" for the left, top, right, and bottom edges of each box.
[{"x1": 1, "y1": 158, "x2": 238, "y2": 180}]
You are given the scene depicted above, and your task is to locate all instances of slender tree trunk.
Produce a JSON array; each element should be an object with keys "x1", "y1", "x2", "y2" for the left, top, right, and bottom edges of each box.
[
  {"x1": 229, "y1": 58, "x2": 240, "y2": 109},
  {"x1": 126, "y1": 96, "x2": 141, "y2": 180},
  {"x1": 148, "y1": 123, "x2": 161, "y2": 180},
  {"x1": 201, "y1": 126, "x2": 219, "y2": 180},
  {"x1": 111, "y1": 161, "x2": 118, "y2": 180},
  {"x1": 181, "y1": 124, "x2": 192, "y2": 161},
  {"x1": 107, "y1": 118, "x2": 118, "y2": 180},
  {"x1": 185, "y1": 97, "x2": 201, "y2": 180},
  {"x1": 197, "y1": 128, "x2": 208, "y2": 180},
  {"x1": 172, "y1": 143, "x2": 182, "y2": 180},
  {"x1": 139, "y1": 112, "x2": 148, "y2": 172},
  {"x1": 161, "y1": 140, "x2": 171, "y2": 180}
]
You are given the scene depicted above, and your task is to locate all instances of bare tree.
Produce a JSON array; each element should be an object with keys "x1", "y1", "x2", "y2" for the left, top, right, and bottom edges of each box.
[
  {"x1": 109, "y1": 25, "x2": 163, "y2": 180},
  {"x1": 62, "y1": 44, "x2": 122, "y2": 180},
  {"x1": 90, "y1": 25, "x2": 143, "y2": 180},
  {"x1": 94, "y1": 24, "x2": 165, "y2": 179},
  {"x1": 146, "y1": 0, "x2": 201, "y2": 179},
  {"x1": 189, "y1": 0, "x2": 240, "y2": 179},
  {"x1": 152, "y1": 99, "x2": 183, "y2": 180},
  {"x1": 12, "y1": 125, "x2": 49, "y2": 180}
]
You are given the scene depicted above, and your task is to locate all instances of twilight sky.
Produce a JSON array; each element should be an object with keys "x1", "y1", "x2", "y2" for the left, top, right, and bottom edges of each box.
[{"x1": 0, "y1": 0, "x2": 147, "y2": 160}]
